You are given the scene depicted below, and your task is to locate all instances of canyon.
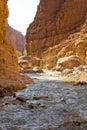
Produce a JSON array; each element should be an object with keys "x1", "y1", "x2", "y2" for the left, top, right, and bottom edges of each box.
[
  {"x1": 0, "y1": 0, "x2": 87, "y2": 95},
  {"x1": 0, "y1": 1, "x2": 87, "y2": 129},
  {"x1": 26, "y1": 0, "x2": 87, "y2": 70}
]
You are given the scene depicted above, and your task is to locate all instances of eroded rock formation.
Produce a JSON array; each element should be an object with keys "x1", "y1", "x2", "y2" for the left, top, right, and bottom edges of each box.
[
  {"x1": 26, "y1": 0, "x2": 87, "y2": 70},
  {"x1": 0, "y1": 0, "x2": 18, "y2": 76},
  {"x1": 6, "y1": 22, "x2": 26, "y2": 53},
  {"x1": 18, "y1": 56, "x2": 40, "y2": 69},
  {"x1": 0, "y1": 0, "x2": 33, "y2": 96}
]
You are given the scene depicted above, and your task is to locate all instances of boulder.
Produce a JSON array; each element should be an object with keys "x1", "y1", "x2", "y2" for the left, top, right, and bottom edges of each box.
[
  {"x1": 62, "y1": 69, "x2": 72, "y2": 75},
  {"x1": 20, "y1": 68, "x2": 34, "y2": 73},
  {"x1": 18, "y1": 56, "x2": 41, "y2": 68},
  {"x1": 56, "y1": 55, "x2": 82, "y2": 71},
  {"x1": 33, "y1": 66, "x2": 44, "y2": 73}
]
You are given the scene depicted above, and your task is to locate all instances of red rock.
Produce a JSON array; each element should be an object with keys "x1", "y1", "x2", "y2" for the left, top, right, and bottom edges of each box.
[{"x1": 6, "y1": 22, "x2": 26, "y2": 53}]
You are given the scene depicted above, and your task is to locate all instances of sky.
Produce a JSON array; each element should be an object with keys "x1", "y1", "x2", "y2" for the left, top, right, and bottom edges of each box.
[{"x1": 8, "y1": 0, "x2": 40, "y2": 35}]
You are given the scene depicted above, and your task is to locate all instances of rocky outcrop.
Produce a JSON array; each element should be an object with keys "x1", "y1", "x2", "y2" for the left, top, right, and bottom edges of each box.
[
  {"x1": 0, "y1": 0, "x2": 33, "y2": 96},
  {"x1": 6, "y1": 22, "x2": 26, "y2": 52},
  {"x1": 18, "y1": 56, "x2": 41, "y2": 69},
  {"x1": 56, "y1": 55, "x2": 83, "y2": 71},
  {"x1": 26, "y1": 0, "x2": 87, "y2": 70},
  {"x1": 61, "y1": 65, "x2": 87, "y2": 84}
]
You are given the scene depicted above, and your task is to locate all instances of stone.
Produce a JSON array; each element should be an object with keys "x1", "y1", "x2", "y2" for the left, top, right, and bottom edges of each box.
[
  {"x1": 20, "y1": 68, "x2": 34, "y2": 73},
  {"x1": 18, "y1": 56, "x2": 41, "y2": 68},
  {"x1": 33, "y1": 66, "x2": 44, "y2": 73},
  {"x1": 62, "y1": 69, "x2": 72, "y2": 75},
  {"x1": 10, "y1": 97, "x2": 27, "y2": 105},
  {"x1": 56, "y1": 55, "x2": 82, "y2": 71},
  {"x1": 73, "y1": 81, "x2": 87, "y2": 86},
  {"x1": 16, "y1": 97, "x2": 27, "y2": 102},
  {"x1": 33, "y1": 95, "x2": 48, "y2": 100},
  {"x1": 28, "y1": 103, "x2": 41, "y2": 109}
]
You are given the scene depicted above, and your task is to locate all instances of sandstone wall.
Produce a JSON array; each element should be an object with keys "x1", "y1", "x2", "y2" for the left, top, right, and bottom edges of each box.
[
  {"x1": 0, "y1": 0, "x2": 19, "y2": 76},
  {"x1": 0, "y1": 0, "x2": 33, "y2": 95},
  {"x1": 26, "y1": 0, "x2": 87, "y2": 69},
  {"x1": 6, "y1": 23, "x2": 26, "y2": 52}
]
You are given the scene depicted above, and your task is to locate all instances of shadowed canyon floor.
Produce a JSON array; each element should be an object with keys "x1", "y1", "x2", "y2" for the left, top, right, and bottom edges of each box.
[{"x1": 0, "y1": 72, "x2": 87, "y2": 130}]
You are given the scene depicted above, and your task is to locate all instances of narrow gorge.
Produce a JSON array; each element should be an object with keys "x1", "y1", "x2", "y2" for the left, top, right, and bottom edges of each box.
[{"x1": 0, "y1": 0, "x2": 87, "y2": 129}]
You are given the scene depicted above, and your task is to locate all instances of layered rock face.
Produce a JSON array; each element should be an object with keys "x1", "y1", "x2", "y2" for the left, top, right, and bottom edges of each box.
[
  {"x1": 26, "y1": 0, "x2": 87, "y2": 70},
  {"x1": 0, "y1": 0, "x2": 18, "y2": 76},
  {"x1": 6, "y1": 23, "x2": 26, "y2": 52},
  {"x1": 0, "y1": 0, "x2": 33, "y2": 95}
]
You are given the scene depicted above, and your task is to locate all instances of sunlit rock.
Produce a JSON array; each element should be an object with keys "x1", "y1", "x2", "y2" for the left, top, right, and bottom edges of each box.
[
  {"x1": 0, "y1": 0, "x2": 33, "y2": 96},
  {"x1": 56, "y1": 55, "x2": 82, "y2": 71},
  {"x1": 26, "y1": 0, "x2": 87, "y2": 69}
]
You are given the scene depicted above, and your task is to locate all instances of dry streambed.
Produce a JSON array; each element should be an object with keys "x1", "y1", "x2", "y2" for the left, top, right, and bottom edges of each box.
[{"x1": 0, "y1": 72, "x2": 87, "y2": 130}]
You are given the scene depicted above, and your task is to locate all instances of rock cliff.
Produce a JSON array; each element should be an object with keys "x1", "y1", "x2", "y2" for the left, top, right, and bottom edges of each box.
[
  {"x1": 6, "y1": 23, "x2": 26, "y2": 53},
  {"x1": 0, "y1": 0, "x2": 33, "y2": 96},
  {"x1": 26, "y1": 0, "x2": 87, "y2": 70},
  {"x1": 0, "y1": 0, "x2": 18, "y2": 76}
]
